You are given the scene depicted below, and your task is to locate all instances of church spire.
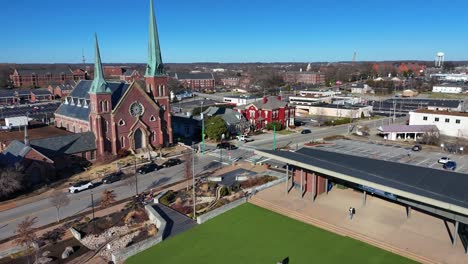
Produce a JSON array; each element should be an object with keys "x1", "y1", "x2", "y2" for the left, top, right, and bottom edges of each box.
[
  {"x1": 89, "y1": 33, "x2": 110, "y2": 94},
  {"x1": 145, "y1": 0, "x2": 165, "y2": 77}
]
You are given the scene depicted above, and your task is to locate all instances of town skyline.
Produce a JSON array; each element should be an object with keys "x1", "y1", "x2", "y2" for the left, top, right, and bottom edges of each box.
[{"x1": 2, "y1": 0, "x2": 468, "y2": 63}]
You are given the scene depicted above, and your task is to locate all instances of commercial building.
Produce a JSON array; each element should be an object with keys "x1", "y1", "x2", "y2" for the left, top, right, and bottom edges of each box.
[
  {"x1": 283, "y1": 72, "x2": 326, "y2": 85},
  {"x1": 222, "y1": 95, "x2": 260, "y2": 106},
  {"x1": 54, "y1": 0, "x2": 173, "y2": 159},
  {"x1": 430, "y1": 73, "x2": 468, "y2": 82},
  {"x1": 409, "y1": 109, "x2": 468, "y2": 138},
  {"x1": 377, "y1": 124, "x2": 438, "y2": 141},
  {"x1": 295, "y1": 103, "x2": 373, "y2": 118},
  {"x1": 432, "y1": 84, "x2": 467, "y2": 94}
]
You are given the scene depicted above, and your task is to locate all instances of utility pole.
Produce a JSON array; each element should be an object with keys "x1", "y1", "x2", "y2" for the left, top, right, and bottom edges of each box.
[
  {"x1": 91, "y1": 190, "x2": 96, "y2": 233},
  {"x1": 273, "y1": 124, "x2": 277, "y2": 150},
  {"x1": 134, "y1": 158, "x2": 138, "y2": 196}
]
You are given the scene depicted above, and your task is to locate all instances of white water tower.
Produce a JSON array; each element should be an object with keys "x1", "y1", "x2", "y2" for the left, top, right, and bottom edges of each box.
[{"x1": 435, "y1": 52, "x2": 445, "y2": 68}]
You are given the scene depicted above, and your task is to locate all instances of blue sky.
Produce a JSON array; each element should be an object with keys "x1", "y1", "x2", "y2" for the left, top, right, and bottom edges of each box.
[{"x1": 2, "y1": 0, "x2": 467, "y2": 63}]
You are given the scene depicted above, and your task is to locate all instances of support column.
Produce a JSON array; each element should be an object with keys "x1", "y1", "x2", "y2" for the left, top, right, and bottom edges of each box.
[
  {"x1": 453, "y1": 221, "x2": 459, "y2": 247},
  {"x1": 300, "y1": 169, "x2": 304, "y2": 198},
  {"x1": 407, "y1": 206, "x2": 411, "y2": 218},
  {"x1": 362, "y1": 191, "x2": 367, "y2": 206},
  {"x1": 312, "y1": 173, "x2": 316, "y2": 202},
  {"x1": 285, "y1": 165, "x2": 289, "y2": 195},
  {"x1": 325, "y1": 178, "x2": 329, "y2": 195}
]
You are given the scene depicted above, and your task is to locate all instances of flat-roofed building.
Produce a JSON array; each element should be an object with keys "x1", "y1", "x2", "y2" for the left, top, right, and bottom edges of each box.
[{"x1": 409, "y1": 109, "x2": 468, "y2": 138}]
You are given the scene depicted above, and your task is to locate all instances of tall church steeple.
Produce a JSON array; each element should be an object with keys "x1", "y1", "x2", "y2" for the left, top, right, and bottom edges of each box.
[
  {"x1": 145, "y1": 0, "x2": 165, "y2": 77},
  {"x1": 89, "y1": 33, "x2": 110, "y2": 94}
]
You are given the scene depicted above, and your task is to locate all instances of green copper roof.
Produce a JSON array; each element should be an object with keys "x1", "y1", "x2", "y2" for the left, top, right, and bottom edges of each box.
[
  {"x1": 89, "y1": 33, "x2": 110, "y2": 94},
  {"x1": 145, "y1": 0, "x2": 165, "y2": 77}
]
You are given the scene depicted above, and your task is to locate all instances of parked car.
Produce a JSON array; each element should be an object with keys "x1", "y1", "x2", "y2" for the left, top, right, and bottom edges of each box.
[
  {"x1": 237, "y1": 135, "x2": 253, "y2": 142},
  {"x1": 69, "y1": 181, "x2": 93, "y2": 193},
  {"x1": 102, "y1": 171, "x2": 124, "y2": 184},
  {"x1": 411, "y1": 145, "x2": 422, "y2": 151},
  {"x1": 443, "y1": 161, "x2": 457, "y2": 171},
  {"x1": 163, "y1": 158, "x2": 182, "y2": 168},
  {"x1": 438, "y1": 157, "x2": 450, "y2": 164},
  {"x1": 301, "y1": 129, "x2": 312, "y2": 134},
  {"x1": 216, "y1": 142, "x2": 236, "y2": 150},
  {"x1": 138, "y1": 162, "x2": 160, "y2": 174}
]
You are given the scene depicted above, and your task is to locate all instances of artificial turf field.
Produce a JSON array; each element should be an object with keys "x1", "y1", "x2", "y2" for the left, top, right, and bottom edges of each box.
[{"x1": 126, "y1": 203, "x2": 416, "y2": 264}]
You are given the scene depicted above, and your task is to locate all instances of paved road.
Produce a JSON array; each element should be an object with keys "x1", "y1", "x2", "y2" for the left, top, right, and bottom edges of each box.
[{"x1": 0, "y1": 153, "x2": 218, "y2": 241}]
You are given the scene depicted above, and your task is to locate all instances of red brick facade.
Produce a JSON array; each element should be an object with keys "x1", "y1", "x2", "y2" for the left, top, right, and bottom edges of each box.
[
  {"x1": 293, "y1": 169, "x2": 328, "y2": 196},
  {"x1": 236, "y1": 96, "x2": 295, "y2": 130},
  {"x1": 10, "y1": 69, "x2": 86, "y2": 88},
  {"x1": 283, "y1": 72, "x2": 325, "y2": 85}
]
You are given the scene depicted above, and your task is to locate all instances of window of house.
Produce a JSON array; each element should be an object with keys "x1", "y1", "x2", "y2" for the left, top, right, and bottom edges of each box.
[
  {"x1": 423, "y1": 116, "x2": 428, "y2": 121},
  {"x1": 445, "y1": 118, "x2": 450, "y2": 123},
  {"x1": 435, "y1": 117, "x2": 439, "y2": 122},
  {"x1": 456, "y1": 119, "x2": 461, "y2": 124}
]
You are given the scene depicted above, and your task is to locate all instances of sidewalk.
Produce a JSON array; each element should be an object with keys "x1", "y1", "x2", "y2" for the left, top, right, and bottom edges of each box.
[{"x1": 251, "y1": 184, "x2": 467, "y2": 264}]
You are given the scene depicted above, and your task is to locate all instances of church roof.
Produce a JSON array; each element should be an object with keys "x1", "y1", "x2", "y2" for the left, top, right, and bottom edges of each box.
[
  {"x1": 55, "y1": 80, "x2": 130, "y2": 121},
  {"x1": 29, "y1": 132, "x2": 96, "y2": 158}
]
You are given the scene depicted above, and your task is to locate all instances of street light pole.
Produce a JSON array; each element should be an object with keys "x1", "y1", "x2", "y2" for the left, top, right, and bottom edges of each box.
[
  {"x1": 201, "y1": 100, "x2": 205, "y2": 155},
  {"x1": 134, "y1": 158, "x2": 138, "y2": 196},
  {"x1": 192, "y1": 143, "x2": 196, "y2": 220},
  {"x1": 91, "y1": 190, "x2": 96, "y2": 233}
]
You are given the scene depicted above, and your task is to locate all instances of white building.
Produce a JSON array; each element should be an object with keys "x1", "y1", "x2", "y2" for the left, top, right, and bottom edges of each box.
[
  {"x1": 432, "y1": 84, "x2": 466, "y2": 94},
  {"x1": 378, "y1": 124, "x2": 438, "y2": 141},
  {"x1": 296, "y1": 104, "x2": 373, "y2": 118},
  {"x1": 430, "y1": 73, "x2": 468, "y2": 82},
  {"x1": 299, "y1": 90, "x2": 340, "y2": 97},
  {"x1": 222, "y1": 95, "x2": 260, "y2": 106},
  {"x1": 289, "y1": 95, "x2": 332, "y2": 106},
  {"x1": 409, "y1": 109, "x2": 468, "y2": 138},
  {"x1": 351, "y1": 83, "x2": 373, "y2": 94},
  {"x1": 4, "y1": 116, "x2": 31, "y2": 129}
]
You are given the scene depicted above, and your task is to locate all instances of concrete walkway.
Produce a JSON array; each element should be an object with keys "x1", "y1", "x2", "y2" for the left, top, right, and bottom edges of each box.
[{"x1": 251, "y1": 184, "x2": 467, "y2": 264}]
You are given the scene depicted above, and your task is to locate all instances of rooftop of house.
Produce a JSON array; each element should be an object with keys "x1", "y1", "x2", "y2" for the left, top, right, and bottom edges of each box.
[{"x1": 0, "y1": 125, "x2": 72, "y2": 145}]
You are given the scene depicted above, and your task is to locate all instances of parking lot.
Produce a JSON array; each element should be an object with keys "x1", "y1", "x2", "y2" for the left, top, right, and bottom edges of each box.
[{"x1": 314, "y1": 139, "x2": 468, "y2": 174}]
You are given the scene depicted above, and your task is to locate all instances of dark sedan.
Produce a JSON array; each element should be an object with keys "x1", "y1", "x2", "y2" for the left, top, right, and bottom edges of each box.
[
  {"x1": 216, "y1": 142, "x2": 237, "y2": 150},
  {"x1": 102, "y1": 171, "x2": 124, "y2": 184},
  {"x1": 163, "y1": 158, "x2": 182, "y2": 168},
  {"x1": 138, "y1": 162, "x2": 160, "y2": 174},
  {"x1": 301, "y1": 129, "x2": 312, "y2": 134}
]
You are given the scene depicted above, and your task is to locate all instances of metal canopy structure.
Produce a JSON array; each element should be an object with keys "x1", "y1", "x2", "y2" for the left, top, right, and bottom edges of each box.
[{"x1": 255, "y1": 148, "x2": 468, "y2": 223}]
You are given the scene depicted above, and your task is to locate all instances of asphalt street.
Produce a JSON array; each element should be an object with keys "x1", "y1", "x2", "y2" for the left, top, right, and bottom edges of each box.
[{"x1": 0, "y1": 153, "x2": 218, "y2": 241}]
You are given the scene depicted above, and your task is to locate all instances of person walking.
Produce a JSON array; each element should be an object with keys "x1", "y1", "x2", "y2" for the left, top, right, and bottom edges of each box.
[{"x1": 349, "y1": 207, "x2": 353, "y2": 220}]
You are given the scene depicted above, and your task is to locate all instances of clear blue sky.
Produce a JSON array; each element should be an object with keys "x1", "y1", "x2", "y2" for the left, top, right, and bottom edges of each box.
[{"x1": 2, "y1": 0, "x2": 467, "y2": 63}]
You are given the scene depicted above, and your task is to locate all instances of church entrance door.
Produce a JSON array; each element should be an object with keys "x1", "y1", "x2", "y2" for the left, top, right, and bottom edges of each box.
[{"x1": 134, "y1": 128, "x2": 144, "y2": 150}]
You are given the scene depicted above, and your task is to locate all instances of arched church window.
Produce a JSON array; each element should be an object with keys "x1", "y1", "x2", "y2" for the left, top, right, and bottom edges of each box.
[
  {"x1": 121, "y1": 136, "x2": 125, "y2": 147},
  {"x1": 118, "y1": 119, "x2": 125, "y2": 126},
  {"x1": 158, "y1": 85, "x2": 162, "y2": 97},
  {"x1": 162, "y1": 85, "x2": 166, "y2": 96},
  {"x1": 150, "y1": 115, "x2": 156, "y2": 122}
]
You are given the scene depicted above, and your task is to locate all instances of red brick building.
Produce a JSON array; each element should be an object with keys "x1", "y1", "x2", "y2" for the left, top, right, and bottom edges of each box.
[
  {"x1": 172, "y1": 72, "x2": 215, "y2": 91},
  {"x1": 283, "y1": 71, "x2": 325, "y2": 85},
  {"x1": 48, "y1": 82, "x2": 76, "y2": 98},
  {"x1": 103, "y1": 66, "x2": 141, "y2": 83},
  {"x1": 54, "y1": 0, "x2": 172, "y2": 159},
  {"x1": 10, "y1": 68, "x2": 86, "y2": 88},
  {"x1": 221, "y1": 77, "x2": 240, "y2": 87},
  {"x1": 236, "y1": 96, "x2": 295, "y2": 130}
]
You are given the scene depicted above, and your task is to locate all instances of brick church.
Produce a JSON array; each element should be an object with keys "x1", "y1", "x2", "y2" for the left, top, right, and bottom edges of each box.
[{"x1": 54, "y1": 0, "x2": 172, "y2": 159}]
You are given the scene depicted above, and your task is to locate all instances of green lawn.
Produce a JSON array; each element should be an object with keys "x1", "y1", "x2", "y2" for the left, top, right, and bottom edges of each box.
[{"x1": 126, "y1": 204, "x2": 416, "y2": 264}]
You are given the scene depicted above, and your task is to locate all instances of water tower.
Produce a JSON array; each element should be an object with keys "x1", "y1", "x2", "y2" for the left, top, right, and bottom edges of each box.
[{"x1": 435, "y1": 52, "x2": 445, "y2": 68}]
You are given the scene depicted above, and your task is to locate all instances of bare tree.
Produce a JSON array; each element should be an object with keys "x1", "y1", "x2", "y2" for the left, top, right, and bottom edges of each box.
[
  {"x1": 15, "y1": 216, "x2": 38, "y2": 264},
  {"x1": 184, "y1": 151, "x2": 193, "y2": 191},
  {"x1": 420, "y1": 128, "x2": 440, "y2": 146},
  {"x1": 49, "y1": 191, "x2": 70, "y2": 223},
  {"x1": 100, "y1": 189, "x2": 117, "y2": 209},
  {"x1": 0, "y1": 167, "x2": 24, "y2": 199}
]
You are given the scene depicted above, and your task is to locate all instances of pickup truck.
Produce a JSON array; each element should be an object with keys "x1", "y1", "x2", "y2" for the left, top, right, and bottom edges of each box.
[{"x1": 237, "y1": 135, "x2": 254, "y2": 142}]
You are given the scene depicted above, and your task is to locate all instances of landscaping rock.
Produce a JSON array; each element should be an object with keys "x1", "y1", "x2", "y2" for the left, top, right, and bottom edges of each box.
[
  {"x1": 42, "y1": 251, "x2": 51, "y2": 257},
  {"x1": 34, "y1": 257, "x2": 53, "y2": 264},
  {"x1": 61, "y1": 246, "x2": 74, "y2": 259},
  {"x1": 81, "y1": 226, "x2": 130, "y2": 250}
]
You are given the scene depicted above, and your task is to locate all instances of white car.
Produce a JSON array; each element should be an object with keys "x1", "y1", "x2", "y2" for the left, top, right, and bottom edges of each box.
[
  {"x1": 69, "y1": 181, "x2": 93, "y2": 193},
  {"x1": 237, "y1": 135, "x2": 253, "y2": 142},
  {"x1": 438, "y1": 157, "x2": 450, "y2": 164}
]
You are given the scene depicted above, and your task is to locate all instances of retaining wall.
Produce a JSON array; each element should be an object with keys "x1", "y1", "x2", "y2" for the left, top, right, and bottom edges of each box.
[
  {"x1": 111, "y1": 204, "x2": 167, "y2": 263},
  {"x1": 197, "y1": 197, "x2": 247, "y2": 224}
]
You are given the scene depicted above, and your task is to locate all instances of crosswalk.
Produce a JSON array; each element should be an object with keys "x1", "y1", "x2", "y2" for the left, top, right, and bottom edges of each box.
[{"x1": 206, "y1": 149, "x2": 270, "y2": 165}]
